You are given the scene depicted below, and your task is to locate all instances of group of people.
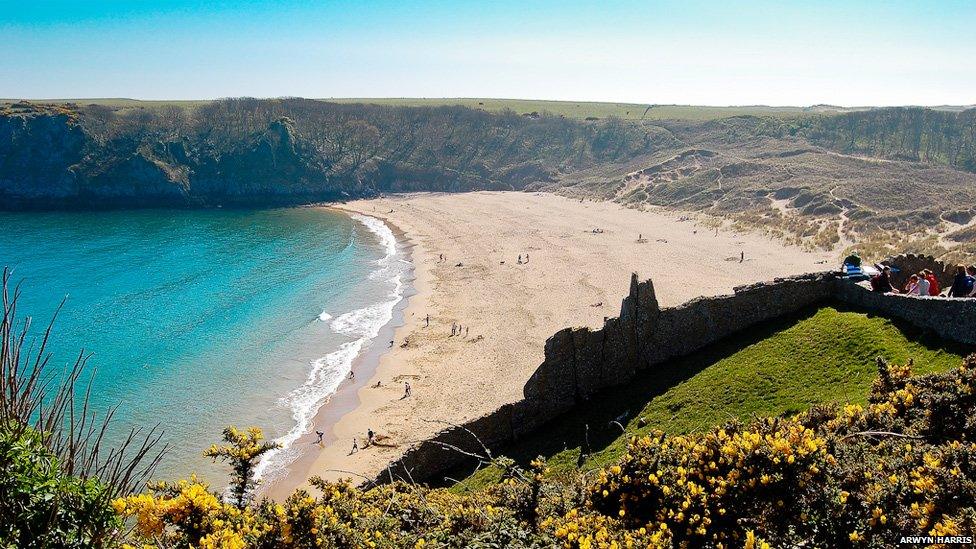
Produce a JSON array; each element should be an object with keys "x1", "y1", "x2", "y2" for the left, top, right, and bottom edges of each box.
[
  {"x1": 870, "y1": 264, "x2": 976, "y2": 298},
  {"x1": 349, "y1": 428, "x2": 376, "y2": 454},
  {"x1": 451, "y1": 322, "x2": 468, "y2": 337}
]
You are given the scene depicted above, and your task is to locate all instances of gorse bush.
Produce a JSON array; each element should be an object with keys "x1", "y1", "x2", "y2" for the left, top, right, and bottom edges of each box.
[
  {"x1": 114, "y1": 355, "x2": 976, "y2": 548},
  {"x1": 204, "y1": 427, "x2": 280, "y2": 509}
]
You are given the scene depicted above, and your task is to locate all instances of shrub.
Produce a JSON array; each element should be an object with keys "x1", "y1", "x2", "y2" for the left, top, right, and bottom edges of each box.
[
  {"x1": 0, "y1": 268, "x2": 164, "y2": 547},
  {"x1": 115, "y1": 355, "x2": 976, "y2": 548}
]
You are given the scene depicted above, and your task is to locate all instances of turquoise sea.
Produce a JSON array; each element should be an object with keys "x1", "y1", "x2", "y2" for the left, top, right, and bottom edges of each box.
[{"x1": 0, "y1": 208, "x2": 408, "y2": 485}]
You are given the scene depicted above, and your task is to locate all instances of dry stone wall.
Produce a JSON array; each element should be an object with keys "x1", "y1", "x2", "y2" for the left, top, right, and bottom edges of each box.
[
  {"x1": 377, "y1": 270, "x2": 975, "y2": 485},
  {"x1": 834, "y1": 282, "x2": 976, "y2": 345},
  {"x1": 881, "y1": 253, "x2": 953, "y2": 290}
]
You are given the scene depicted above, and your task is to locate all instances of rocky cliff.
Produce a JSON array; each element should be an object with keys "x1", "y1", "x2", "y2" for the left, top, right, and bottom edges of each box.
[{"x1": 0, "y1": 100, "x2": 668, "y2": 209}]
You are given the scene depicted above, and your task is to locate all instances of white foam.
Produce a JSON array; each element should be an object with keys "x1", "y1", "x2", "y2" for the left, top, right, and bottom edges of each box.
[{"x1": 253, "y1": 214, "x2": 408, "y2": 483}]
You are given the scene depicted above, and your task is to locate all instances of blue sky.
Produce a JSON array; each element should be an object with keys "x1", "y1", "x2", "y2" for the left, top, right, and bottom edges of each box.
[{"x1": 1, "y1": 0, "x2": 974, "y2": 105}]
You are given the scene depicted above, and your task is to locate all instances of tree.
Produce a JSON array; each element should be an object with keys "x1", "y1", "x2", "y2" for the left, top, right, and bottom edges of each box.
[{"x1": 204, "y1": 426, "x2": 280, "y2": 508}]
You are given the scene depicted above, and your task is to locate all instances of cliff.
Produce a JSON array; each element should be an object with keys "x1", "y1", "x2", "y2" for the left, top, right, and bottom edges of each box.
[{"x1": 0, "y1": 100, "x2": 670, "y2": 209}]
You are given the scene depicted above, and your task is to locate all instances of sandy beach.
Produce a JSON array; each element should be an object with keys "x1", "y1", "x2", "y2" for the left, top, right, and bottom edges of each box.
[{"x1": 266, "y1": 191, "x2": 834, "y2": 497}]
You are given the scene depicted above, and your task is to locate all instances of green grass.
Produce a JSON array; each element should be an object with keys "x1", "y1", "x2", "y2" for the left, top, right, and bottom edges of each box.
[{"x1": 453, "y1": 306, "x2": 971, "y2": 491}]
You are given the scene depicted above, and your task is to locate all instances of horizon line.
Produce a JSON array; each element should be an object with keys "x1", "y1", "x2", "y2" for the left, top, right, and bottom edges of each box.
[{"x1": 3, "y1": 96, "x2": 975, "y2": 110}]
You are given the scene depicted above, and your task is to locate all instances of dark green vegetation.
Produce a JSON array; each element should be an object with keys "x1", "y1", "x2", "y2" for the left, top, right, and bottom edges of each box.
[
  {"x1": 456, "y1": 306, "x2": 971, "y2": 490},
  {"x1": 0, "y1": 427, "x2": 120, "y2": 547},
  {"x1": 2, "y1": 98, "x2": 976, "y2": 260}
]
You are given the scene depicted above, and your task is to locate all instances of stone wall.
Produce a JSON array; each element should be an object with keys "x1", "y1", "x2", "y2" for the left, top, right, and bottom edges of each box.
[
  {"x1": 833, "y1": 281, "x2": 976, "y2": 345},
  {"x1": 376, "y1": 271, "x2": 976, "y2": 486},
  {"x1": 881, "y1": 253, "x2": 953, "y2": 291}
]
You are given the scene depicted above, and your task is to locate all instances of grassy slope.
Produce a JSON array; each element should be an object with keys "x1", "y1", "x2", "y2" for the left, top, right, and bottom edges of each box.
[{"x1": 455, "y1": 306, "x2": 971, "y2": 491}]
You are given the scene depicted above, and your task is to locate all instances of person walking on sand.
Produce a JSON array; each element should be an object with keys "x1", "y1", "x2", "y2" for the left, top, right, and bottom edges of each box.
[
  {"x1": 425, "y1": 314, "x2": 429, "y2": 327},
  {"x1": 740, "y1": 251, "x2": 744, "y2": 263},
  {"x1": 518, "y1": 254, "x2": 522, "y2": 264},
  {"x1": 525, "y1": 253, "x2": 529, "y2": 263},
  {"x1": 404, "y1": 381, "x2": 412, "y2": 398},
  {"x1": 350, "y1": 438, "x2": 358, "y2": 454},
  {"x1": 315, "y1": 430, "x2": 324, "y2": 444}
]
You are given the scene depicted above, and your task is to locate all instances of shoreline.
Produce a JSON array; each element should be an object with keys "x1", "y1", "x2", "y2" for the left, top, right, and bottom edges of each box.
[
  {"x1": 263, "y1": 211, "x2": 420, "y2": 499},
  {"x1": 267, "y1": 191, "x2": 834, "y2": 498}
]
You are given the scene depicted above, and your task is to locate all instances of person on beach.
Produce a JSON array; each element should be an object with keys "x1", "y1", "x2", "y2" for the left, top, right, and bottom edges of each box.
[
  {"x1": 525, "y1": 253, "x2": 529, "y2": 263},
  {"x1": 740, "y1": 251, "x2": 744, "y2": 263},
  {"x1": 465, "y1": 326, "x2": 469, "y2": 337},
  {"x1": 518, "y1": 254, "x2": 522, "y2": 264},
  {"x1": 425, "y1": 314, "x2": 429, "y2": 327},
  {"x1": 451, "y1": 322, "x2": 456, "y2": 336},
  {"x1": 948, "y1": 265, "x2": 975, "y2": 297},
  {"x1": 315, "y1": 430, "x2": 324, "y2": 444},
  {"x1": 348, "y1": 370, "x2": 355, "y2": 380},
  {"x1": 404, "y1": 381, "x2": 412, "y2": 398},
  {"x1": 350, "y1": 438, "x2": 358, "y2": 454},
  {"x1": 367, "y1": 429, "x2": 375, "y2": 447}
]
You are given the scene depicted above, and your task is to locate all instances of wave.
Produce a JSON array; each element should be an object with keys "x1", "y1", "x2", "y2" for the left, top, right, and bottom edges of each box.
[{"x1": 253, "y1": 213, "x2": 408, "y2": 483}]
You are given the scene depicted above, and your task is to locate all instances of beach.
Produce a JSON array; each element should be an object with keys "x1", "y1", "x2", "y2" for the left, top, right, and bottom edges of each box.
[{"x1": 266, "y1": 191, "x2": 834, "y2": 497}]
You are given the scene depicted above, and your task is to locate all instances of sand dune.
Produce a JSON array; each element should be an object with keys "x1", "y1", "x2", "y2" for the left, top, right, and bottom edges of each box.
[{"x1": 267, "y1": 191, "x2": 834, "y2": 497}]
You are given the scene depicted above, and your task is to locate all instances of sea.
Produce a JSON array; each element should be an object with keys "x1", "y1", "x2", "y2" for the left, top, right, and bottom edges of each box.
[{"x1": 0, "y1": 207, "x2": 409, "y2": 486}]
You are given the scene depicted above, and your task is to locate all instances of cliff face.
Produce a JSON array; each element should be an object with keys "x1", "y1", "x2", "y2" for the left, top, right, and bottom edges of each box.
[
  {"x1": 0, "y1": 109, "x2": 348, "y2": 208},
  {"x1": 0, "y1": 109, "x2": 87, "y2": 203},
  {"x1": 1, "y1": 100, "x2": 663, "y2": 210}
]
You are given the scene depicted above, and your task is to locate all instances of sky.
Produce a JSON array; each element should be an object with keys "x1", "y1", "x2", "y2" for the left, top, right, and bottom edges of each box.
[{"x1": 1, "y1": 0, "x2": 974, "y2": 106}]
